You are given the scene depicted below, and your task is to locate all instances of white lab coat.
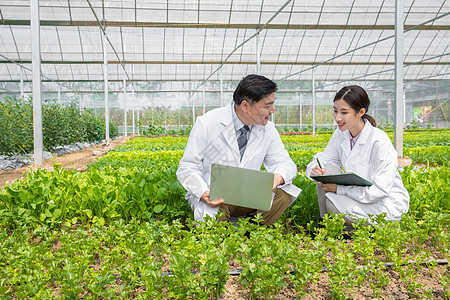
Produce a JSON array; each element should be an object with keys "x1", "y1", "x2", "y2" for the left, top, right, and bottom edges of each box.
[
  {"x1": 306, "y1": 121, "x2": 410, "y2": 221},
  {"x1": 177, "y1": 101, "x2": 301, "y2": 221}
]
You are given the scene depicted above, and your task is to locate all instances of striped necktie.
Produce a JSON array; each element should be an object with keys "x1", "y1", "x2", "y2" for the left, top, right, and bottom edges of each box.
[{"x1": 237, "y1": 125, "x2": 249, "y2": 160}]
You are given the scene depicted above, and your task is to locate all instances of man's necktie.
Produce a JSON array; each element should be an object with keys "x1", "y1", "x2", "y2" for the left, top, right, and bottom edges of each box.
[{"x1": 237, "y1": 125, "x2": 249, "y2": 160}]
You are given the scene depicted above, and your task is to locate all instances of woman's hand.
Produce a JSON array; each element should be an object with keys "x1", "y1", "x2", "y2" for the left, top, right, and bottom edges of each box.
[
  {"x1": 201, "y1": 191, "x2": 224, "y2": 207},
  {"x1": 311, "y1": 164, "x2": 326, "y2": 175},
  {"x1": 319, "y1": 183, "x2": 337, "y2": 193}
]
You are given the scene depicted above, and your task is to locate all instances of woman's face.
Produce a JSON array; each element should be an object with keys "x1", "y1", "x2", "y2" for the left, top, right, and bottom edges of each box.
[{"x1": 333, "y1": 99, "x2": 365, "y2": 134}]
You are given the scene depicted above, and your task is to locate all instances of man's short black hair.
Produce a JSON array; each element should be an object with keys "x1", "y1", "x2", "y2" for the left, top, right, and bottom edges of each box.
[{"x1": 233, "y1": 74, "x2": 278, "y2": 105}]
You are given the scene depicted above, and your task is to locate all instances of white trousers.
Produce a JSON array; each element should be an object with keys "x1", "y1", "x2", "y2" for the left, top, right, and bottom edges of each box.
[{"x1": 317, "y1": 185, "x2": 355, "y2": 223}]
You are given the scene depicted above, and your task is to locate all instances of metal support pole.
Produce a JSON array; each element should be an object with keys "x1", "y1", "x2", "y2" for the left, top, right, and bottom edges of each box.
[
  {"x1": 137, "y1": 108, "x2": 140, "y2": 135},
  {"x1": 256, "y1": 31, "x2": 261, "y2": 75},
  {"x1": 31, "y1": 0, "x2": 43, "y2": 166},
  {"x1": 388, "y1": 99, "x2": 392, "y2": 124},
  {"x1": 134, "y1": 90, "x2": 139, "y2": 135},
  {"x1": 375, "y1": 99, "x2": 378, "y2": 123},
  {"x1": 57, "y1": 86, "x2": 61, "y2": 105},
  {"x1": 192, "y1": 95, "x2": 195, "y2": 124},
  {"x1": 103, "y1": 25, "x2": 110, "y2": 145},
  {"x1": 20, "y1": 67, "x2": 24, "y2": 98},
  {"x1": 132, "y1": 107, "x2": 135, "y2": 135},
  {"x1": 299, "y1": 92, "x2": 302, "y2": 130},
  {"x1": 422, "y1": 97, "x2": 425, "y2": 128},
  {"x1": 435, "y1": 97, "x2": 438, "y2": 127},
  {"x1": 202, "y1": 89, "x2": 205, "y2": 115},
  {"x1": 124, "y1": 109, "x2": 127, "y2": 136},
  {"x1": 312, "y1": 70, "x2": 316, "y2": 136},
  {"x1": 286, "y1": 104, "x2": 288, "y2": 126},
  {"x1": 123, "y1": 72, "x2": 127, "y2": 136},
  {"x1": 220, "y1": 70, "x2": 223, "y2": 107},
  {"x1": 403, "y1": 91, "x2": 407, "y2": 125},
  {"x1": 394, "y1": 0, "x2": 404, "y2": 157}
]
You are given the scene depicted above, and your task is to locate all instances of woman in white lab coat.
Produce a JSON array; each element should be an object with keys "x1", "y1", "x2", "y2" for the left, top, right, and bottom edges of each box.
[{"x1": 306, "y1": 85, "x2": 409, "y2": 223}]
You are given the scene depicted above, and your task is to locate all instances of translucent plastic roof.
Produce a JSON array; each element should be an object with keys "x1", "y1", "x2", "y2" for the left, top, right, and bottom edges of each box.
[{"x1": 0, "y1": 0, "x2": 449, "y2": 92}]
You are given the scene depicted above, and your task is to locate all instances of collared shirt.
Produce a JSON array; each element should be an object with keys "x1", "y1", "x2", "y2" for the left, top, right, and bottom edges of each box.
[
  {"x1": 350, "y1": 131, "x2": 362, "y2": 150},
  {"x1": 231, "y1": 103, "x2": 252, "y2": 141}
]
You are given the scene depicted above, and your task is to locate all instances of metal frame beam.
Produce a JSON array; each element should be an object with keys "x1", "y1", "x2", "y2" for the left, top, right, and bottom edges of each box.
[
  {"x1": 1, "y1": 76, "x2": 447, "y2": 84},
  {"x1": 1, "y1": 60, "x2": 447, "y2": 65},
  {"x1": 2, "y1": 20, "x2": 448, "y2": 30},
  {"x1": 281, "y1": 12, "x2": 450, "y2": 80},
  {"x1": 195, "y1": 0, "x2": 293, "y2": 93}
]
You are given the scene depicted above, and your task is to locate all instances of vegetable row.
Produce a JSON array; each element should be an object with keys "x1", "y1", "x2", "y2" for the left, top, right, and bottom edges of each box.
[
  {"x1": 1, "y1": 213, "x2": 448, "y2": 299},
  {"x1": 0, "y1": 97, "x2": 118, "y2": 155},
  {"x1": 113, "y1": 131, "x2": 449, "y2": 166},
  {"x1": 1, "y1": 149, "x2": 448, "y2": 231},
  {"x1": 0, "y1": 132, "x2": 449, "y2": 299}
]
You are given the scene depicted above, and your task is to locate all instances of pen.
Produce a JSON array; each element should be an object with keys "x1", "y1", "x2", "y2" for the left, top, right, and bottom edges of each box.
[{"x1": 316, "y1": 158, "x2": 323, "y2": 169}]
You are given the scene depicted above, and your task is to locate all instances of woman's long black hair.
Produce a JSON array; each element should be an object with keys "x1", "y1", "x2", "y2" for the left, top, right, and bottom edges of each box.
[{"x1": 334, "y1": 85, "x2": 377, "y2": 127}]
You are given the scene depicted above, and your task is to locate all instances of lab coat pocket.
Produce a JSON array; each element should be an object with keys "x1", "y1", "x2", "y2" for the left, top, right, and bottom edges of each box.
[{"x1": 355, "y1": 163, "x2": 370, "y2": 179}]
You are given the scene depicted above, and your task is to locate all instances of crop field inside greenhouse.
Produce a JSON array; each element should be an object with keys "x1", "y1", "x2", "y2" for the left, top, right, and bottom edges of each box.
[
  {"x1": 0, "y1": 129, "x2": 448, "y2": 299},
  {"x1": 1, "y1": 1, "x2": 449, "y2": 299}
]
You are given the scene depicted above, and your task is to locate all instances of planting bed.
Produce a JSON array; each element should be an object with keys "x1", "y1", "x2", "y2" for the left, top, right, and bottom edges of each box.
[
  {"x1": 0, "y1": 129, "x2": 448, "y2": 299},
  {"x1": 0, "y1": 138, "x2": 128, "y2": 187}
]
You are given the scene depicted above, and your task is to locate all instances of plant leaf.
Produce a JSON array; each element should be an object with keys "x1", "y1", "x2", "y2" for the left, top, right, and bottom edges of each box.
[{"x1": 153, "y1": 204, "x2": 166, "y2": 214}]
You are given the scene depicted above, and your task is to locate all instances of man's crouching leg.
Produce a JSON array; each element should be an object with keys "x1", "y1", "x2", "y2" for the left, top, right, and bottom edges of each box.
[
  {"x1": 217, "y1": 204, "x2": 234, "y2": 222},
  {"x1": 218, "y1": 204, "x2": 255, "y2": 222},
  {"x1": 257, "y1": 188, "x2": 291, "y2": 225}
]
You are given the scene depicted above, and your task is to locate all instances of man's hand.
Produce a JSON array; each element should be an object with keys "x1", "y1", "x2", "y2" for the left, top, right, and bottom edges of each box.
[
  {"x1": 273, "y1": 173, "x2": 285, "y2": 190},
  {"x1": 319, "y1": 183, "x2": 337, "y2": 193},
  {"x1": 201, "y1": 191, "x2": 224, "y2": 207}
]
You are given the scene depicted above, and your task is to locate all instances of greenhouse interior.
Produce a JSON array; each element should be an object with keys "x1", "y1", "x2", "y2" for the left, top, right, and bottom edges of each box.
[{"x1": 0, "y1": 1, "x2": 449, "y2": 299}]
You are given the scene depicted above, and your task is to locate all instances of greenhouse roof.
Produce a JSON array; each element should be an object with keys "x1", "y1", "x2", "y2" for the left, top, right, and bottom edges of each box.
[{"x1": 0, "y1": 0, "x2": 449, "y2": 93}]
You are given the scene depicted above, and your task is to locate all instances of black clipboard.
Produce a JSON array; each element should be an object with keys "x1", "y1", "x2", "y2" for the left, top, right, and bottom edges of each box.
[{"x1": 311, "y1": 172, "x2": 373, "y2": 186}]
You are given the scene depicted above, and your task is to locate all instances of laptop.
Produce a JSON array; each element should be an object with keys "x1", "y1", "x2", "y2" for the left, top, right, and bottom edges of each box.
[{"x1": 209, "y1": 163, "x2": 274, "y2": 211}]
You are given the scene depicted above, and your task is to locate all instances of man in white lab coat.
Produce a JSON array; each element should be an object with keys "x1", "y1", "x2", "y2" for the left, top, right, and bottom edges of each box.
[{"x1": 176, "y1": 74, "x2": 301, "y2": 225}]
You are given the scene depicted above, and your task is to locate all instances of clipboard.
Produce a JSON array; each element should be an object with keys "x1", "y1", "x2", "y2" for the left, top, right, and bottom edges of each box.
[
  {"x1": 311, "y1": 172, "x2": 373, "y2": 186},
  {"x1": 210, "y1": 163, "x2": 274, "y2": 211}
]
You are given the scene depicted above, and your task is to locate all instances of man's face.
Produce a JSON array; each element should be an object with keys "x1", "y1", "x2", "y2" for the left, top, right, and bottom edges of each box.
[{"x1": 243, "y1": 92, "x2": 276, "y2": 126}]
